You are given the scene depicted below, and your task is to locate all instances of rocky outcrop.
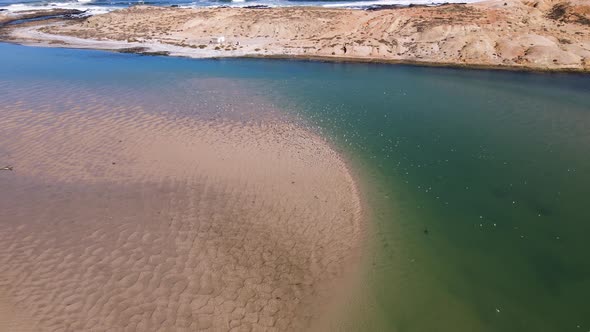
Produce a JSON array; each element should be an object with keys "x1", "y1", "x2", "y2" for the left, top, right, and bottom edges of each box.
[
  {"x1": 0, "y1": 9, "x2": 84, "y2": 26},
  {"x1": 2, "y1": 2, "x2": 589, "y2": 71}
]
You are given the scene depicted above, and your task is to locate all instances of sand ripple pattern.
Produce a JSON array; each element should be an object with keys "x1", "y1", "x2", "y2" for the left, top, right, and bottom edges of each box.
[{"x1": 0, "y1": 83, "x2": 363, "y2": 331}]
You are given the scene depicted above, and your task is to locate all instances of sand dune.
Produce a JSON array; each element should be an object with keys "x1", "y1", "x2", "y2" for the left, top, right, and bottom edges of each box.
[{"x1": 0, "y1": 81, "x2": 364, "y2": 331}]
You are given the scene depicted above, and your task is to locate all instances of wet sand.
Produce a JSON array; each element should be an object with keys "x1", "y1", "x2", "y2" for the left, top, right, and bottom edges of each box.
[{"x1": 0, "y1": 81, "x2": 364, "y2": 331}]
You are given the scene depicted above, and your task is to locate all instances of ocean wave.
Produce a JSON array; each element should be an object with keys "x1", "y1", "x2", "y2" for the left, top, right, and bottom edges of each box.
[
  {"x1": 1, "y1": 2, "x2": 112, "y2": 14},
  {"x1": 321, "y1": 0, "x2": 480, "y2": 7},
  {"x1": 1, "y1": 0, "x2": 483, "y2": 15}
]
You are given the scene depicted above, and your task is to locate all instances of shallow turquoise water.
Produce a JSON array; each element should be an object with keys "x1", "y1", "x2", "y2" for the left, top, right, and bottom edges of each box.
[{"x1": 1, "y1": 43, "x2": 589, "y2": 331}]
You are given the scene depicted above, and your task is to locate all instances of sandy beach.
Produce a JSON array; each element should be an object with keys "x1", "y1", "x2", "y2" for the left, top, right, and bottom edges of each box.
[
  {"x1": 0, "y1": 79, "x2": 364, "y2": 331},
  {"x1": 1, "y1": 0, "x2": 590, "y2": 71}
]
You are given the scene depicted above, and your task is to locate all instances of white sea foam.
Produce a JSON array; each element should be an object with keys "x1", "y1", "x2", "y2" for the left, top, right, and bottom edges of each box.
[
  {"x1": 1, "y1": 2, "x2": 113, "y2": 14},
  {"x1": 181, "y1": 1, "x2": 278, "y2": 8},
  {"x1": 1, "y1": 0, "x2": 483, "y2": 16},
  {"x1": 321, "y1": 0, "x2": 481, "y2": 7}
]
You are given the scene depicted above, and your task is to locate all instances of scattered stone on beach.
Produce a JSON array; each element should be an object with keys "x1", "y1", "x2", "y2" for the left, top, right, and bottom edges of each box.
[
  {"x1": 244, "y1": 5, "x2": 270, "y2": 9},
  {"x1": 365, "y1": 4, "x2": 405, "y2": 11}
]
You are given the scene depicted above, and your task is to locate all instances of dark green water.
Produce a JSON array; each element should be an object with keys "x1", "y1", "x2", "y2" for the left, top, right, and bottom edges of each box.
[
  {"x1": 1, "y1": 43, "x2": 589, "y2": 331},
  {"x1": 269, "y1": 65, "x2": 590, "y2": 332}
]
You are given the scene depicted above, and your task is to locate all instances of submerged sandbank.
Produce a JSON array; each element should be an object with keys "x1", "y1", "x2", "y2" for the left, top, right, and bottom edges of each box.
[{"x1": 0, "y1": 81, "x2": 364, "y2": 331}]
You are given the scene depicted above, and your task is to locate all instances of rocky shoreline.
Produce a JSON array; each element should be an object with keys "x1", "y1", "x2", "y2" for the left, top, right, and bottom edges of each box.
[
  {"x1": 1, "y1": 0, "x2": 589, "y2": 72},
  {"x1": 0, "y1": 8, "x2": 85, "y2": 26}
]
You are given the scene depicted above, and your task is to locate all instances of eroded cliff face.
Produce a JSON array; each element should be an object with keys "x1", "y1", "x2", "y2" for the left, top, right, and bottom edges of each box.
[{"x1": 2, "y1": 0, "x2": 590, "y2": 71}]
